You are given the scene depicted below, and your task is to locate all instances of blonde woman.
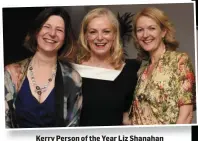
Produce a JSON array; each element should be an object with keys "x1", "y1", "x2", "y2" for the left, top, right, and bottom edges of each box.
[
  {"x1": 75, "y1": 8, "x2": 140, "y2": 126},
  {"x1": 128, "y1": 7, "x2": 196, "y2": 125}
]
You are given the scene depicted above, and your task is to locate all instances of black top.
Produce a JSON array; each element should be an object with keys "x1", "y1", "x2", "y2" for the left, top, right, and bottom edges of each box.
[{"x1": 80, "y1": 59, "x2": 140, "y2": 126}]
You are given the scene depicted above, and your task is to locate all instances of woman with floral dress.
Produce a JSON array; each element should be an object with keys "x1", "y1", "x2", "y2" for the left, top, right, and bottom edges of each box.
[{"x1": 126, "y1": 7, "x2": 196, "y2": 125}]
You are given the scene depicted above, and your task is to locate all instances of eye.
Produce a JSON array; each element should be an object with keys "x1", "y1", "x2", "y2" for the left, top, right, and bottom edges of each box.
[
  {"x1": 149, "y1": 27, "x2": 156, "y2": 31},
  {"x1": 43, "y1": 25, "x2": 50, "y2": 28},
  {"x1": 57, "y1": 28, "x2": 64, "y2": 33},
  {"x1": 136, "y1": 28, "x2": 143, "y2": 32},
  {"x1": 103, "y1": 30, "x2": 111, "y2": 35},
  {"x1": 104, "y1": 30, "x2": 111, "y2": 33},
  {"x1": 89, "y1": 30, "x2": 96, "y2": 34}
]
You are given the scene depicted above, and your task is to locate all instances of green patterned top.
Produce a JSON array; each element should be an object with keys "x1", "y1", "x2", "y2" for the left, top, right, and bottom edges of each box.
[{"x1": 130, "y1": 50, "x2": 196, "y2": 125}]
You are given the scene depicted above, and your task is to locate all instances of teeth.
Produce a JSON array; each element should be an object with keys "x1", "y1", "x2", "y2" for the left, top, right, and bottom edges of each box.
[
  {"x1": 45, "y1": 39, "x2": 56, "y2": 43},
  {"x1": 144, "y1": 40, "x2": 152, "y2": 43},
  {"x1": 95, "y1": 43, "x2": 106, "y2": 46}
]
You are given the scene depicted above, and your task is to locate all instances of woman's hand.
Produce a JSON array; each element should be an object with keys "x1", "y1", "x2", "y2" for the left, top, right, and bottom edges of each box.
[
  {"x1": 123, "y1": 112, "x2": 132, "y2": 125},
  {"x1": 176, "y1": 104, "x2": 193, "y2": 124}
]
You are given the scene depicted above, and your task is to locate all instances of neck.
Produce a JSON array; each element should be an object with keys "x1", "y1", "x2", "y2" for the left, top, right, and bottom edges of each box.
[
  {"x1": 32, "y1": 51, "x2": 57, "y2": 68},
  {"x1": 149, "y1": 44, "x2": 166, "y2": 64},
  {"x1": 88, "y1": 53, "x2": 112, "y2": 68}
]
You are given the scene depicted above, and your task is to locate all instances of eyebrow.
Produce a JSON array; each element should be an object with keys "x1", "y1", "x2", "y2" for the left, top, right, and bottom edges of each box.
[
  {"x1": 87, "y1": 28, "x2": 112, "y2": 30},
  {"x1": 44, "y1": 23, "x2": 64, "y2": 29},
  {"x1": 56, "y1": 26, "x2": 64, "y2": 29},
  {"x1": 136, "y1": 25, "x2": 158, "y2": 28}
]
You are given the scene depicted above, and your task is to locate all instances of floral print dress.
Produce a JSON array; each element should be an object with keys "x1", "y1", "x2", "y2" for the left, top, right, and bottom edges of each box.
[{"x1": 130, "y1": 50, "x2": 196, "y2": 125}]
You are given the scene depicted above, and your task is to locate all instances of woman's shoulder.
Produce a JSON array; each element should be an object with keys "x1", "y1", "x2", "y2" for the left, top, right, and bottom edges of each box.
[
  {"x1": 5, "y1": 58, "x2": 30, "y2": 68},
  {"x1": 5, "y1": 58, "x2": 31, "y2": 76},
  {"x1": 165, "y1": 50, "x2": 191, "y2": 63},
  {"x1": 70, "y1": 68, "x2": 82, "y2": 87},
  {"x1": 166, "y1": 50, "x2": 189, "y2": 58},
  {"x1": 59, "y1": 61, "x2": 82, "y2": 86}
]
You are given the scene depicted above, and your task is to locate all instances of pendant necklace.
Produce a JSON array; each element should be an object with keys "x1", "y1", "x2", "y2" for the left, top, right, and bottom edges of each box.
[{"x1": 28, "y1": 62, "x2": 57, "y2": 96}]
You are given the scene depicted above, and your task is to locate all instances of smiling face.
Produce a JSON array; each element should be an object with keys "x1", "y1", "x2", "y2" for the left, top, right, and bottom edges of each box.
[
  {"x1": 86, "y1": 15, "x2": 115, "y2": 58},
  {"x1": 36, "y1": 15, "x2": 65, "y2": 54},
  {"x1": 136, "y1": 16, "x2": 166, "y2": 53}
]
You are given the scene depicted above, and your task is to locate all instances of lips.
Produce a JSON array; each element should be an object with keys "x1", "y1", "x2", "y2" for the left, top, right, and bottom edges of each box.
[
  {"x1": 43, "y1": 38, "x2": 57, "y2": 44},
  {"x1": 142, "y1": 39, "x2": 153, "y2": 44},
  {"x1": 94, "y1": 43, "x2": 107, "y2": 47}
]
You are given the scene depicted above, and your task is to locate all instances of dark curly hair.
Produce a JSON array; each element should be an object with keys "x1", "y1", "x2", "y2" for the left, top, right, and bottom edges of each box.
[{"x1": 24, "y1": 7, "x2": 76, "y2": 59}]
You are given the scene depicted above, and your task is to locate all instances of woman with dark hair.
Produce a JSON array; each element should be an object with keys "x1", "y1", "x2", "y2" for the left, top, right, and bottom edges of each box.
[{"x1": 4, "y1": 7, "x2": 82, "y2": 128}]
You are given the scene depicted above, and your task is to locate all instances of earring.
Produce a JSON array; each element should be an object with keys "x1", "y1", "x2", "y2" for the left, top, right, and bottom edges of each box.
[{"x1": 162, "y1": 37, "x2": 165, "y2": 43}]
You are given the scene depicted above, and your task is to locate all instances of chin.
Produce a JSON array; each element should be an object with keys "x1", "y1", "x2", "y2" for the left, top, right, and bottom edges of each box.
[
  {"x1": 94, "y1": 51, "x2": 110, "y2": 57},
  {"x1": 144, "y1": 49, "x2": 152, "y2": 52},
  {"x1": 39, "y1": 47, "x2": 58, "y2": 53},
  {"x1": 44, "y1": 48, "x2": 57, "y2": 52},
  {"x1": 141, "y1": 46, "x2": 154, "y2": 52}
]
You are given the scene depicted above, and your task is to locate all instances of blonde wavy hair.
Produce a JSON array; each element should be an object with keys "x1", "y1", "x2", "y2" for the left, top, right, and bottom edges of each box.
[
  {"x1": 77, "y1": 7, "x2": 124, "y2": 69},
  {"x1": 132, "y1": 7, "x2": 179, "y2": 60}
]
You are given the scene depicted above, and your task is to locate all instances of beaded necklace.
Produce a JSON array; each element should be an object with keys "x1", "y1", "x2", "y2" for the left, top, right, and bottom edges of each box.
[{"x1": 28, "y1": 62, "x2": 57, "y2": 95}]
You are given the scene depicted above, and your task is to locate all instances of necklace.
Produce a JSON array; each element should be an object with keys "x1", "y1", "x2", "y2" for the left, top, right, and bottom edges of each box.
[{"x1": 29, "y1": 63, "x2": 57, "y2": 95}]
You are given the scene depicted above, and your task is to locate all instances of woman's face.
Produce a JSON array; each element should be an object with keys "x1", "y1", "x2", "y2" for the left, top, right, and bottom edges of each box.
[
  {"x1": 136, "y1": 16, "x2": 166, "y2": 53},
  {"x1": 86, "y1": 15, "x2": 115, "y2": 58},
  {"x1": 37, "y1": 15, "x2": 65, "y2": 54}
]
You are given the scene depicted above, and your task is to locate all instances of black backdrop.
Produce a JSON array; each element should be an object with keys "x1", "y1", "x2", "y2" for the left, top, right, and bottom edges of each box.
[{"x1": 3, "y1": 7, "x2": 45, "y2": 66}]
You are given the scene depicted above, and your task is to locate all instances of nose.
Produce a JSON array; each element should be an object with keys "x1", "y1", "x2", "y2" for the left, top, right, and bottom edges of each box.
[
  {"x1": 143, "y1": 29, "x2": 148, "y2": 38},
  {"x1": 96, "y1": 32, "x2": 104, "y2": 41},
  {"x1": 49, "y1": 28, "x2": 56, "y2": 37}
]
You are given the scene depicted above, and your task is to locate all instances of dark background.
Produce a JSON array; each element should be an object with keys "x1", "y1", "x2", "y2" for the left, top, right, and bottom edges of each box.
[{"x1": 3, "y1": 7, "x2": 45, "y2": 66}]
